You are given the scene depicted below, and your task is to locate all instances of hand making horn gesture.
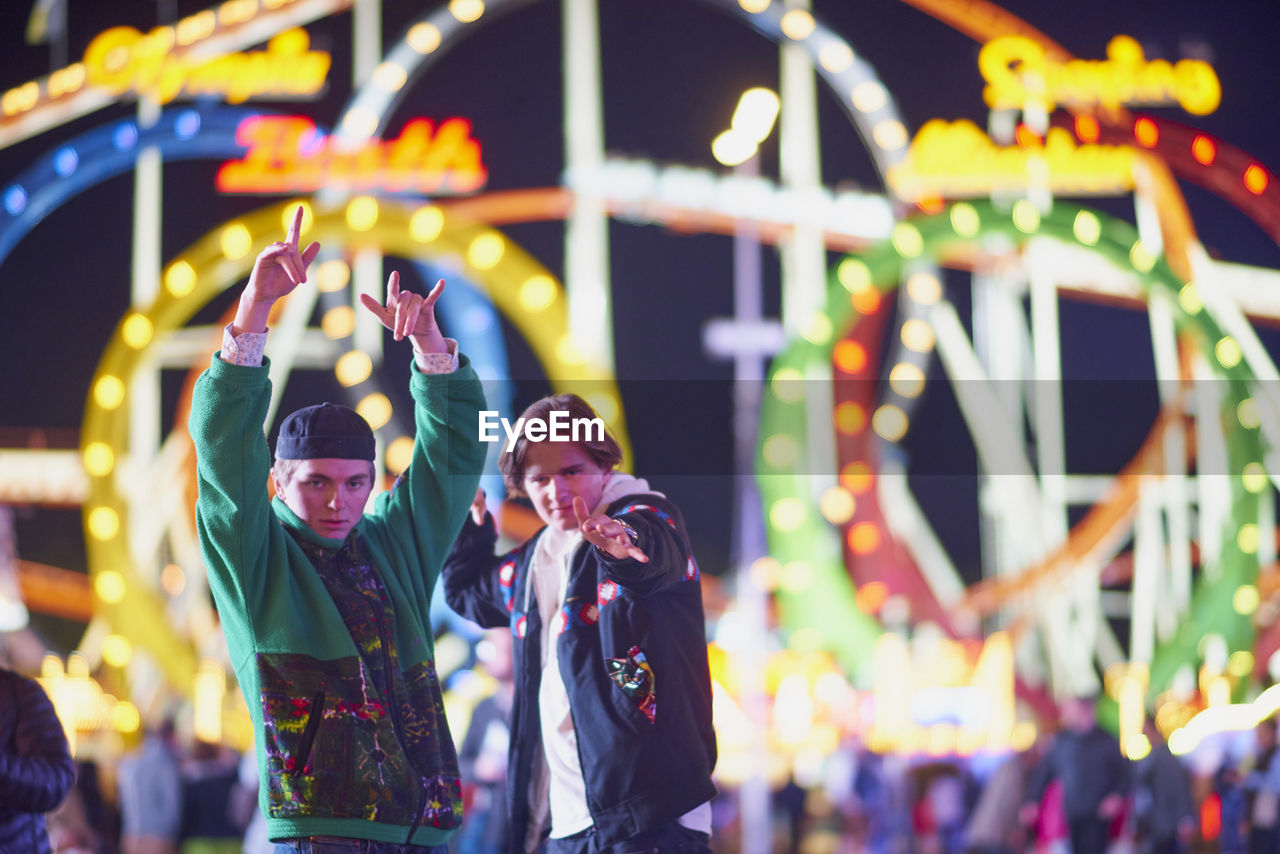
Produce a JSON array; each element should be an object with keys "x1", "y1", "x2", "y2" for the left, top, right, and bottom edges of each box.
[
  {"x1": 359, "y1": 271, "x2": 448, "y2": 354},
  {"x1": 573, "y1": 496, "x2": 649, "y2": 563},
  {"x1": 234, "y1": 205, "x2": 321, "y2": 333}
]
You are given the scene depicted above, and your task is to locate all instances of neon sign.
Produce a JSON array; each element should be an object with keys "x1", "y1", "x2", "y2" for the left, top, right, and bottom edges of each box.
[
  {"x1": 886, "y1": 119, "x2": 1136, "y2": 201},
  {"x1": 83, "y1": 27, "x2": 330, "y2": 105},
  {"x1": 979, "y1": 35, "x2": 1220, "y2": 116},
  {"x1": 216, "y1": 115, "x2": 487, "y2": 194}
]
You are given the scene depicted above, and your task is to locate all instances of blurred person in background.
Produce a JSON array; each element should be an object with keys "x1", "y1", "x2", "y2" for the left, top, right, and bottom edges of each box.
[
  {"x1": 0, "y1": 661, "x2": 77, "y2": 854},
  {"x1": 178, "y1": 740, "x2": 242, "y2": 854},
  {"x1": 117, "y1": 718, "x2": 183, "y2": 854},
  {"x1": 456, "y1": 629, "x2": 515, "y2": 854},
  {"x1": 1244, "y1": 716, "x2": 1280, "y2": 853},
  {"x1": 1020, "y1": 695, "x2": 1130, "y2": 854},
  {"x1": 1131, "y1": 719, "x2": 1195, "y2": 854}
]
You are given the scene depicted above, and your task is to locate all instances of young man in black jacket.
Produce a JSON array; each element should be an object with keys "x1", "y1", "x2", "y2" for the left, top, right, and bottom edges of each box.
[{"x1": 444, "y1": 393, "x2": 716, "y2": 853}]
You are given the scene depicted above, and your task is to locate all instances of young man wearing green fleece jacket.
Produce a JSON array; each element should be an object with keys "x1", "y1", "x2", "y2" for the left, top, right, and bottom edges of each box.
[{"x1": 189, "y1": 206, "x2": 486, "y2": 853}]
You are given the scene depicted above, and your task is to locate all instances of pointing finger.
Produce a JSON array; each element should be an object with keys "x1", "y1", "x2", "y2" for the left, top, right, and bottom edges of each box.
[
  {"x1": 422, "y1": 278, "x2": 446, "y2": 309},
  {"x1": 286, "y1": 205, "x2": 304, "y2": 249},
  {"x1": 573, "y1": 496, "x2": 590, "y2": 526}
]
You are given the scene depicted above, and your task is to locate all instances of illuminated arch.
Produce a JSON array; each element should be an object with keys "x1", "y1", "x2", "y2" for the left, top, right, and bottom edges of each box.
[
  {"x1": 81, "y1": 198, "x2": 626, "y2": 692},
  {"x1": 759, "y1": 200, "x2": 1266, "y2": 691}
]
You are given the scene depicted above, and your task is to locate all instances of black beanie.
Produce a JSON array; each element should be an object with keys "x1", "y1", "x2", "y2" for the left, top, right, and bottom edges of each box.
[{"x1": 275, "y1": 402, "x2": 375, "y2": 461}]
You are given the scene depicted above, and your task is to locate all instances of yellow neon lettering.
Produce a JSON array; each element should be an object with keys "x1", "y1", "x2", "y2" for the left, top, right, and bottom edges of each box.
[
  {"x1": 886, "y1": 119, "x2": 1135, "y2": 200},
  {"x1": 980, "y1": 34, "x2": 1220, "y2": 116}
]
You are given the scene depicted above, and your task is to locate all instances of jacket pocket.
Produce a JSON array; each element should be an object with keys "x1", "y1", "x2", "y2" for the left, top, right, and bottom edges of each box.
[
  {"x1": 605, "y1": 645, "x2": 656, "y2": 725},
  {"x1": 291, "y1": 690, "x2": 326, "y2": 777}
]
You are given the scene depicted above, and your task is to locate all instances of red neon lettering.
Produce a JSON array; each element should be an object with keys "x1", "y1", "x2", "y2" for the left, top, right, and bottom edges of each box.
[{"x1": 216, "y1": 115, "x2": 488, "y2": 194}]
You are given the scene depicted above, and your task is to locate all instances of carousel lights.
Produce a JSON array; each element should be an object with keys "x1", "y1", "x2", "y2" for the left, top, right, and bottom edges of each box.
[
  {"x1": 320, "y1": 305, "x2": 356, "y2": 339},
  {"x1": 386, "y1": 436, "x2": 415, "y2": 475},
  {"x1": 518, "y1": 274, "x2": 557, "y2": 312},
  {"x1": 779, "y1": 9, "x2": 815, "y2": 40},
  {"x1": 410, "y1": 206, "x2": 445, "y2": 242},
  {"x1": 356, "y1": 393, "x2": 393, "y2": 431},
  {"x1": 449, "y1": 0, "x2": 485, "y2": 24}
]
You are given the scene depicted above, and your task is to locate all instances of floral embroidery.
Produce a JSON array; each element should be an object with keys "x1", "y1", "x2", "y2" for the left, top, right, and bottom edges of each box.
[{"x1": 605, "y1": 645, "x2": 657, "y2": 724}]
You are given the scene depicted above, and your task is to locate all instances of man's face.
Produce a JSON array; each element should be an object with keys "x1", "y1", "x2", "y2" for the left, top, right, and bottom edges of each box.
[
  {"x1": 274, "y1": 458, "x2": 375, "y2": 541},
  {"x1": 521, "y1": 442, "x2": 610, "y2": 532}
]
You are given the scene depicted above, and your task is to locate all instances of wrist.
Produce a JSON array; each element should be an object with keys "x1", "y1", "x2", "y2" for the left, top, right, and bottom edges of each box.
[{"x1": 409, "y1": 332, "x2": 448, "y2": 354}]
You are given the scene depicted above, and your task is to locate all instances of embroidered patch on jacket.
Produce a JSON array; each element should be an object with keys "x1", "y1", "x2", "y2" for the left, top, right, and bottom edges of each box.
[
  {"x1": 605, "y1": 645, "x2": 656, "y2": 724},
  {"x1": 598, "y1": 580, "x2": 620, "y2": 608},
  {"x1": 685, "y1": 556, "x2": 701, "y2": 581},
  {"x1": 554, "y1": 598, "x2": 599, "y2": 635},
  {"x1": 498, "y1": 559, "x2": 517, "y2": 612},
  {"x1": 511, "y1": 612, "x2": 528, "y2": 638},
  {"x1": 616, "y1": 503, "x2": 677, "y2": 530}
]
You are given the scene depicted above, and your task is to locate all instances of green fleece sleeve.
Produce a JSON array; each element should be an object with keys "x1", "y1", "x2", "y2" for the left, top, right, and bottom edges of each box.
[
  {"x1": 365, "y1": 354, "x2": 488, "y2": 601},
  {"x1": 188, "y1": 354, "x2": 275, "y2": 655}
]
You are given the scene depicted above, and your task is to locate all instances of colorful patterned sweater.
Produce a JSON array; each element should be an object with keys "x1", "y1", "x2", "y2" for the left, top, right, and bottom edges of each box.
[{"x1": 189, "y1": 352, "x2": 486, "y2": 846}]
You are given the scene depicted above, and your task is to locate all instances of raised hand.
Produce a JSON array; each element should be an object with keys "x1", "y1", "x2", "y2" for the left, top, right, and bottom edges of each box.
[
  {"x1": 359, "y1": 272, "x2": 447, "y2": 354},
  {"x1": 469, "y1": 487, "x2": 487, "y2": 526},
  {"x1": 573, "y1": 496, "x2": 648, "y2": 563},
  {"x1": 234, "y1": 205, "x2": 321, "y2": 333}
]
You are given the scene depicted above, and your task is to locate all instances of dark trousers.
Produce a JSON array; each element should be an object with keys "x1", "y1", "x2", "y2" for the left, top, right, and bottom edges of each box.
[
  {"x1": 274, "y1": 838, "x2": 449, "y2": 854},
  {"x1": 1067, "y1": 817, "x2": 1112, "y2": 854},
  {"x1": 543, "y1": 820, "x2": 711, "y2": 854}
]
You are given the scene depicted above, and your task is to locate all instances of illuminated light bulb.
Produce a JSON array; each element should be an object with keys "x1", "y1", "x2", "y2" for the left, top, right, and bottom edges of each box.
[
  {"x1": 848, "y1": 521, "x2": 881, "y2": 555},
  {"x1": 339, "y1": 107, "x2": 379, "y2": 140},
  {"x1": 900, "y1": 318, "x2": 935, "y2": 353},
  {"x1": 1125, "y1": 733, "x2": 1152, "y2": 761},
  {"x1": 1130, "y1": 241, "x2": 1157, "y2": 273},
  {"x1": 120, "y1": 313, "x2": 153, "y2": 349},
  {"x1": 356, "y1": 393, "x2": 393, "y2": 430},
  {"x1": 1012, "y1": 199, "x2": 1040, "y2": 233},
  {"x1": 840, "y1": 461, "x2": 873, "y2": 494},
  {"x1": 833, "y1": 401, "x2": 866, "y2": 435},
  {"x1": 1244, "y1": 164, "x2": 1270, "y2": 195},
  {"x1": 164, "y1": 261, "x2": 196, "y2": 297},
  {"x1": 738, "y1": 0, "x2": 769, "y2": 11},
  {"x1": 1233, "y1": 583, "x2": 1260, "y2": 614},
  {"x1": 386, "y1": 436, "x2": 415, "y2": 474},
  {"x1": 711, "y1": 129, "x2": 756, "y2": 167},
  {"x1": 518, "y1": 275, "x2": 557, "y2": 312},
  {"x1": 335, "y1": 350, "x2": 373, "y2": 387},
  {"x1": 449, "y1": 0, "x2": 485, "y2": 23},
  {"x1": 833, "y1": 340, "x2": 868, "y2": 373},
  {"x1": 872, "y1": 404, "x2": 909, "y2": 441},
  {"x1": 906, "y1": 272, "x2": 942, "y2": 305},
  {"x1": 803, "y1": 312, "x2": 832, "y2": 345},
  {"x1": 407, "y1": 23, "x2": 442, "y2": 54},
  {"x1": 889, "y1": 362, "x2": 926, "y2": 398},
  {"x1": 762, "y1": 433, "x2": 799, "y2": 469},
  {"x1": 1242, "y1": 462, "x2": 1268, "y2": 493},
  {"x1": 1228, "y1": 650, "x2": 1255, "y2": 678},
  {"x1": 1177, "y1": 282, "x2": 1202, "y2": 315},
  {"x1": 1074, "y1": 114, "x2": 1100, "y2": 143},
  {"x1": 778, "y1": 562, "x2": 815, "y2": 594},
  {"x1": 101, "y1": 634, "x2": 132, "y2": 668},
  {"x1": 1073, "y1": 210, "x2": 1101, "y2": 246},
  {"x1": 346, "y1": 196, "x2": 379, "y2": 231},
  {"x1": 819, "y1": 486, "x2": 856, "y2": 524},
  {"x1": 891, "y1": 223, "x2": 923, "y2": 258},
  {"x1": 315, "y1": 259, "x2": 351, "y2": 293},
  {"x1": 410, "y1": 206, "x2": 445, "y2": 242},
  {"x1": 769, "y1": 498, "x2": 806, "y2": 532},
  {"x1": 818, "y1": 41, "x2": 854, "y2": 73},
  {"x1": 94, "y1": 569, "x2": 126, "y2": 603},
  {"x1": 82, "y1": 443, "x2": 115, "y2": 478},
  {"x1": 1237, "y1": 525, "x2": 1261, "y2": 556},
  {"x1": 1191, "y1": 135, "x2": 1216, "y2": 166},
  {"x1": 160, "y1": 563, "x2": 185, "y2": 596},
  {"x1": 851, "y1": 286, "x2": 882, "y2": 315},
  {"x1": 1215, "y1": 336, "x2": 1242, "y2": 369},
  {"x1": 554, "y1": 335, "x2": 586, "y2": 366},
  {"x1": 1134, "y1": 117, "x2": 1159, "y2": 148},
  {"x1": 1237, "y1": 398, "x2": 1261, "y2": 429},
  {"x1": 779, "y1": 9, "x2": 815, "y2": 39},
  {"x1": 467, "y1": 233, "x2": 505, "y2": 270},
  {"x1": 837, "y1": 258, "x2": 871, "y2": 293},
  {"x1": 769, "y1": 367, "x2": 805, "y2": 403},
  {"x1": 93, "y1": 375, "x2": 126, "y2": 410},
  {"x1": 731, "y1": 88, "x2": 780, "y2": 144},
  {"x1": 372, "y1": 61, "x2": 408, "y2": 93},
  {"x1": 88, "y1": 507, "x2": 120, "y2": 541},
  {"x1": 113, "y1": 700, "x2": 141, "y2": 734},
  {"x1": 855, "y1": 580, "x2": 889, "y2": 614},
  {"x1": 220, "y1": 223, "x2": 253, "y2": 260},
  {"x1": 321, "y1": 306, "x2": 356, "y2": 340},
  {"x1": 949, "y1": 202, "x2": 980, "y2": 237},
  {"x1": 849, "y1": 80, "x2": 886, "y2": 113},
  {"x1": 872, "y1": 120, "x2": 908, "y2": 150},
  {"x1": 748, "y1": 556, "x2": 781, "y2": 591}
]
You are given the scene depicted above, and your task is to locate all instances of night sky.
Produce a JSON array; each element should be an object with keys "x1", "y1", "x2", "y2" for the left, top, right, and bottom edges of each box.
[{"x1": 2, "y1": 0, "x2": 1279, "y2": 649}]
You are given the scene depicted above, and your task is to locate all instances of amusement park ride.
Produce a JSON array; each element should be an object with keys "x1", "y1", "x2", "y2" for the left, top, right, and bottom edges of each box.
[{"x1": 1, "y1": 0, "x2": 1279, "y2": 822}]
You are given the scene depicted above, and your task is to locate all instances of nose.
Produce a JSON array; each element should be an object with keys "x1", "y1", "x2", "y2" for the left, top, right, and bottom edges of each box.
[
  {"x1": 325, "y1": 487, "x2": 343, "y2": 510},
  {"x1": 548, "y1": 476, "x2": 568, "y2": 501}
]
